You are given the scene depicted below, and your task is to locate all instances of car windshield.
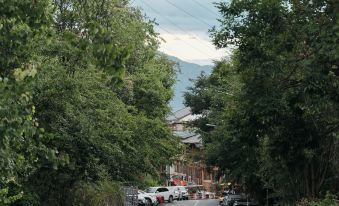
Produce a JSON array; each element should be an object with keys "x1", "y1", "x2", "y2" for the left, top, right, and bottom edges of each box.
[{"x1": 146, "y1": 188, "x2": 157, "y2": 193}]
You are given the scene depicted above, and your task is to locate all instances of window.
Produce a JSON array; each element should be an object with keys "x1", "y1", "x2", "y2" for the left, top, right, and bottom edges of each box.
[
  {"x1": 158, "y1": 188, "x2": 168, "y2": 193},
  {"x1": 146, "y1": 188, "x2": 157, "y2": 193}
]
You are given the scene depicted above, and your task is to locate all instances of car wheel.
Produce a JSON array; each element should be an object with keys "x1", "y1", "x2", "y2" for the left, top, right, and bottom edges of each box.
[
  {"x1": 145, "y1": 198, "x2": 152, "y2": 206},
  {"x1": 168, "y1": 195, "x2": 173, "y2": 203}
]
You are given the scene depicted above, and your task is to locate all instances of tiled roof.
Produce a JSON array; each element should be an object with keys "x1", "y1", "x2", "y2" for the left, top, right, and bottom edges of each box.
[
  {"x1": 173, "y1": 131, "x2": 202, "y2": 147},
  {"x1": 173, "y1": 131, "x2": 196, "y2": 139},
  {"x1": 182, "y1": 134, "x2": 203, "y2": 148},
  {"x1": 166, "y1": 107, "x2": 192, "y2": 122}
]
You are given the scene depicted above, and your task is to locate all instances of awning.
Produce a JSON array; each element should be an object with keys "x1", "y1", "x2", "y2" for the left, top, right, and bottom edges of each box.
[{"x1": 170, "y1": 179, "x2": 187, "y2": 186}]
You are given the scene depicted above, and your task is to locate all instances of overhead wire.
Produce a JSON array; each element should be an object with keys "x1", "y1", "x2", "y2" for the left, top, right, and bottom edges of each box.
[
  {"x1": 156, "y1": 24, "x2": 215, "y2": 59},
  {"x1": 156, "y1": 25, "x2": 215, "y2": 59},
  {"x1": 139, "y1": 0, "x2": 217, "y2": 59},
  {"x1": 190, "y1": 0, "x2": 220, "y2": 16},
  {"x1": 163, "y1": 0, "x2": 213, "y2": 28},
  {"x1": 139, "y1": 0, "x2": 220, "y2": 56}
]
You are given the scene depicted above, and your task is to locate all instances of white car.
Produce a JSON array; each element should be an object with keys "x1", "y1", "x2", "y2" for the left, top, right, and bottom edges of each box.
[
  {"x1": 138, "y1": 190, "x2": 157, "y2": 206},
  {"x1": 177, "y1": 186, "x2": 189, "y2": 200},
  {"x1": 145, "y1": 187, "x2": 174, "y2": 203},
  {"x1": 167, "y1": 186, "x2": 188, "y2": 200},
  {"x1": 166, "y1": 186, "x2": 180, "y2": 200}
]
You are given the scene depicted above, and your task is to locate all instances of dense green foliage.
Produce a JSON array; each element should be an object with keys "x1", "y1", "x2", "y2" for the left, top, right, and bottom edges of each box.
[
  {"x1": 1, "y1": 0, "x2": 180, "y2": 205},
  {"x1": 298, "y1": 193, "x2": 338, "y2": 206},
  {"x1": 0, "y1": 0, "x2": 57, "y2": 203},
  {"x1": 0, "y1": 71, "x2": 60, "y2": 205},
  {"x1": 70, "y1": 180, "x2": 124, "y2": 206},
  {"x1": 0, "y1": 0, "x2": 52, "y2": 77},
  {"x1": 185, "y1": 0, "x2": 339, "y2": 204}
]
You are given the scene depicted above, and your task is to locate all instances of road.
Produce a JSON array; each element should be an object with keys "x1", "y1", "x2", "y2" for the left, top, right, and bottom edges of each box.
[{"x1": 160, "y1": 199, "x2": 219, "y2": 206}]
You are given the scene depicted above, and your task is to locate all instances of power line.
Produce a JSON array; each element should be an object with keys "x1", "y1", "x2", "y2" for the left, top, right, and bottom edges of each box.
[
  {"x1": 139, "y1": 0, "x2": 218, "y2": 55},
  {"x1": 138, "y1": 0, "x2": 232, "y2": 60},
  {"x1": 191, "y1": 0, "x2": 219, "y2": 16},
  {"x1": 163, "y1": 0, "x2": 213, "y2": 28},
  {"x1": 143, "y1": 1, "x2": 213, "y2": 59},
  {"x1": 156, "y1": 25, "x2": 215, "y2": 59}
]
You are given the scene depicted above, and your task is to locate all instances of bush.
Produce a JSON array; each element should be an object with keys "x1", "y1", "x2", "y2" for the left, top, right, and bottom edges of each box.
[
  {"x1": 71, "y1": 180, "x2": 124, "y2": 206},
  {"x1": 138, "y1": 175, "x2": 161, "y2": 190},
  {"x1": 298, "y1": 193, "x2": 338, "y2": 206}
]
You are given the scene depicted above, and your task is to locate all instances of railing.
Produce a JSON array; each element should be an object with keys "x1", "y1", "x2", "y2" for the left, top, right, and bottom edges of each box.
[{"x1": 123, "y1": 186, "x2": 138, "y2": 206}]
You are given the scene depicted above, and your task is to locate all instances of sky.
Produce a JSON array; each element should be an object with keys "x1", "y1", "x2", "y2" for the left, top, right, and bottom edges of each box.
[{"x1": 131, "y1": 0, "x2": 230, "y2": 65}]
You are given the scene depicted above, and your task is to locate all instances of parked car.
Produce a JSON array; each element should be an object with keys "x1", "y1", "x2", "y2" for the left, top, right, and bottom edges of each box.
[
  {"x1": 145, "y1": 187, "x2": 174, "y2": 203},
  {"x1": 167, "y1": 186, "x2": 188, "y2": 200},
  {"x1": 233, "y1": 198, "x2": 259, "y2": 206},
  {"x1": 138, "y1": 190, "x2": 157, "y2": 206},
  {"x1": 222, "y1": 194, "x2": 245, "y2": 206},
  {"x1": 177, "y1": 186, "x2": 189, "y2": 200},
  {"x1": 166, "y1": 186, "x2": 180, "y2": 200}
]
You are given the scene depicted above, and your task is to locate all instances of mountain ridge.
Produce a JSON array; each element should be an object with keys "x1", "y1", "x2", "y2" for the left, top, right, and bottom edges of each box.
[{"x1": 165, "y1": 54, "x2": 213, "y2": 111}]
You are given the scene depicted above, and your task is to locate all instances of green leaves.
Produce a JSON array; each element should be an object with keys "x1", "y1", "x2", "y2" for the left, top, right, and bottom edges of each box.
[
  {"x1": 29, "y1": 57, "x2": 179, "y2": 204},
  {"x1": 1, "y1": 0, "x2": 179, "y2": 205},
  {"x1": 0, "y1": 0, "x2": 52, "y2": 76},
  {"x1": 0, "y1": 73, "x2": 58, "y2": 204},
  {"x1": 127, "y1": 54, "x2": 177, "y2": 118},
  {"x1": 188, "y1": 0, "x2": 339, "y2": 204}
]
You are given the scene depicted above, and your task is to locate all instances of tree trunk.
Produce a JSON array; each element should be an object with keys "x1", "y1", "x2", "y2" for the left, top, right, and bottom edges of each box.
[
  {"x1": 304, "y1": 164, "x2": 309, "y2": 197},
  {"x1": 311, "y1": 162, "x2": 315, "y2": 198}
]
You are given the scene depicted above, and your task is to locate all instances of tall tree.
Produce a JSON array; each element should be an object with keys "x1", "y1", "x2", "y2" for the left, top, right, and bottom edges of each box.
[
  {"x1": 0, "y1": 0, "x2": 52, "y2": 76},
  {"x1": 15, "y1": 0, "x2": 181, "y2": 205},
  {"x1": 186, "y1": 0, "x2": 339, "y2": 204},
  {"x1": 0, "y1": 1, "x2": 62, "y2": 204}
]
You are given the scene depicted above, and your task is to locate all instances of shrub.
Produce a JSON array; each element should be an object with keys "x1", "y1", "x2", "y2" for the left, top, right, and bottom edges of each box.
[
  {"x1": 298, "y1": 193, "x2": 338, "y2": 206},
  {"x1": 71, "y1": 180, "x2": 124, "y2": 206}
]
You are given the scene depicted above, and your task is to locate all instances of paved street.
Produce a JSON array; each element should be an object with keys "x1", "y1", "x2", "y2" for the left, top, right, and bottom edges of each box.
[{"x1": 160, "y1": 199, "x2": 219, "y2": 206}]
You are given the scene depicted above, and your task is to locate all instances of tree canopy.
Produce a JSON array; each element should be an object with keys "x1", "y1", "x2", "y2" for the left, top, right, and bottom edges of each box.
[
  {"x1": 0, "y1": 0, "x2": 181, "y2": 205},
  {"x1": 186, "y1": 0, "x2": 338, "y2": 204}
]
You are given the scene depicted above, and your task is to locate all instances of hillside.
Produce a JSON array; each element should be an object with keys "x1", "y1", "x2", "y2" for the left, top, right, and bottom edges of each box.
[{"x1": 166, "y1": 55, "x2": 213, "y2": 111}]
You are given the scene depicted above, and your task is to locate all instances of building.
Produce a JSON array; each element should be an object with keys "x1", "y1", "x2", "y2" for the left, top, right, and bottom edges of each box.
[{"x1": 166, "y1": 107, "x2": 218, "y2": 191}]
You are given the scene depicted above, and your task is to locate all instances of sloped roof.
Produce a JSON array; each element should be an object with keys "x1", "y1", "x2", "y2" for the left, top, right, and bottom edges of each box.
[
  {"x1": 173, "y1": 131, "x2": 196, "y2": 139},
  {"x1": 166, "y1": 107, "x2": 195, "y2": 122},
  {"x1": 168, "y1": 107, "x2": 203, "y2": 148},
  {"x1": 173, "y1": 107, "x2": 191, "y2": 119},
  {"x1": 181, "y1": 134, "x2": 203, "y2": 148},
  {"x1": 173, "y1": 131, "x2": 202, "y2": 147}
]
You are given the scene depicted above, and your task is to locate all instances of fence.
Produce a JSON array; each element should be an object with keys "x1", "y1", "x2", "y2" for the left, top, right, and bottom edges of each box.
[{"x1": 123, "y1": 186, "x2": 138, "y2": 206}]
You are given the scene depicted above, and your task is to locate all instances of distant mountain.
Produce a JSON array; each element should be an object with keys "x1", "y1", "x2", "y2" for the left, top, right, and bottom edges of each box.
[{"x1": 166, "y1": 55, "x2": 213, "y2": 111}]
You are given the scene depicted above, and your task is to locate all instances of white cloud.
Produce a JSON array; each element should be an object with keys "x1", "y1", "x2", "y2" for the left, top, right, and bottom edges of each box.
[
  {"x1": 132, "y1": 0, "x2": 231, "y2": 65},
  {"x1": 157, "y1": 32, "x2": 230, "y2": 65}
]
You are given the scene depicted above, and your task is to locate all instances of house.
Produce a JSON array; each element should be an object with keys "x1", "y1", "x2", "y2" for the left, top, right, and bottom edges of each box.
[{"x1": 166, "y1": 107, "x2": 218, "y2": 191}]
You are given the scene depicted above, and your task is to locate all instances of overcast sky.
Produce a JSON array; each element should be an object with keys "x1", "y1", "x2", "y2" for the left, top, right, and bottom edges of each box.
[{"x1": 131, "y1": 0, "x2": 230, "y2": 65}]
